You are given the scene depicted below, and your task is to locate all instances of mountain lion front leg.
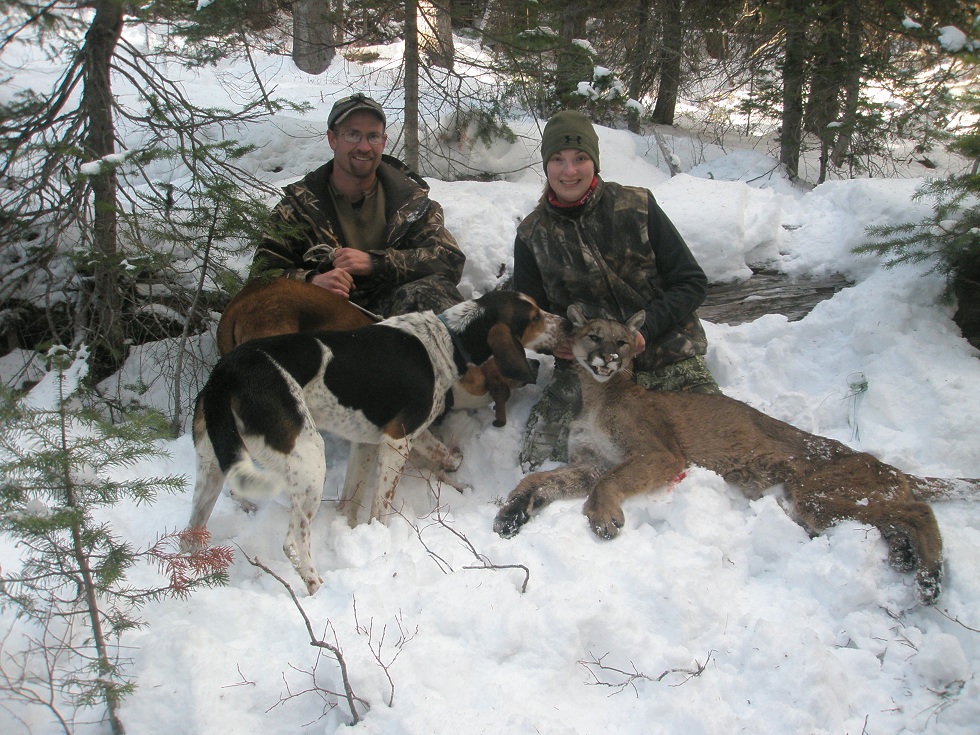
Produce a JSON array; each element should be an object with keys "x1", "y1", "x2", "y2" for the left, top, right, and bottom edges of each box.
[
  {"x1": 494, "y1": 463, "x2": 602, "y2": 538},
  {"x1": 584, "y1": 452, "x2": 686, "y2": 539}
]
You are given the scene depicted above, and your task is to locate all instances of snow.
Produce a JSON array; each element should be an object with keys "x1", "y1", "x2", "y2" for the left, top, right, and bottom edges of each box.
[
  {"x1": 938, "y1": 25, "x2": 974, "y2": 53},
  {"x1": 2, "y1": 32, "x2": 980, "y2": 735}
]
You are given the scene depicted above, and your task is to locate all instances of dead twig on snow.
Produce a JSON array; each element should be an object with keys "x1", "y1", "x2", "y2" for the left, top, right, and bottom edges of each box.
[
  {"x1": 244, "y1": 553, "x2": 368, "y2": 725},
  {"x1": 579, "y1": 650, "x2": 714, "y2": 696}
]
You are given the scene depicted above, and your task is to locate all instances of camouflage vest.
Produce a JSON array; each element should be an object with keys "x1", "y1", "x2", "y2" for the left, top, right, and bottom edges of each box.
[{"x1": 516, "y1": 179, "x2": 707, "y2": 371}]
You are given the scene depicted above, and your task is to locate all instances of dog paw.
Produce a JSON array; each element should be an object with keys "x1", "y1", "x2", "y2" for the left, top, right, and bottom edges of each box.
[
  {"x1": 443, "y1": 446, "x2": 463, "y2": 473},
  {"x1": 234, "y1": 497, "x2": 259, "y2": 514},
  {"x1": 179, "y1": 527, "x2": 209, "y2": 554},
  {"x1": 303, "y1": 572, "x2": 324, "y2": 596}
]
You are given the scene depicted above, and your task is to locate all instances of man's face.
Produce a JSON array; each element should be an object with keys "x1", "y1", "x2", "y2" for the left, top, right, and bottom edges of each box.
[{"x1": 327, "y1": 111, "x2": 387, "y2": 180}]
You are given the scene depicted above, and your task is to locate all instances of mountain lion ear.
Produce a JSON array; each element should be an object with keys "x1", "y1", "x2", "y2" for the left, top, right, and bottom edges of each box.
[
  {"x1": 567, "y1": 304, "x2": 588, "y2": 328},
  {"x1": 626, "y1": 311, "x2": 646, "y2": 332}
]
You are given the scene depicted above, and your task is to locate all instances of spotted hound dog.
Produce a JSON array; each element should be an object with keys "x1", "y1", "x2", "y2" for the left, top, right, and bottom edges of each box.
[
  {"x1": 215, "y1": 277, "x2": 538, "y2": 427},
  {"x1": 184, "y1": 291, "x2": 565, "y2": 594}
]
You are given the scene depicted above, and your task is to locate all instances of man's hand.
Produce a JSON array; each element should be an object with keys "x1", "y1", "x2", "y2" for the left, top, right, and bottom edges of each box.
[
  {"x1": 310, "y1": 269, "x2": 353, "y2": 297},
  {"x1": 330, "y1": 247, "x2": 374, "y2": 276},
  {"x1": 309, "y1": 249, "x2": 374, "y2": 297}
]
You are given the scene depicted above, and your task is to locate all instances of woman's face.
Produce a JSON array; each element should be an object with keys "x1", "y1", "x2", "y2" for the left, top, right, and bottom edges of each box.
[{"x1": 546, "y1": 149, "x2": 596, "y2": 204}]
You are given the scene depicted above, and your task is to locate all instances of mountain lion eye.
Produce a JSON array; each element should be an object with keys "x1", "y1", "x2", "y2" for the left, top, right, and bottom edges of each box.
[{"x1": 589, "y1": 334, "x2": 601, "y2": 343}]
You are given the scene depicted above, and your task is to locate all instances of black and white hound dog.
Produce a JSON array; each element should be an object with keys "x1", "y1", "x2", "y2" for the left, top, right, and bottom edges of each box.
[{"x1": 184, "y1": 291, "x2": 565, "y2": 594}]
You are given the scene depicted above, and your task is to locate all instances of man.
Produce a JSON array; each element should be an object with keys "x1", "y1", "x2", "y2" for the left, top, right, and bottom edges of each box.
[{"x1": 252, "y1": 93, "x2": 465, "y2": 316}]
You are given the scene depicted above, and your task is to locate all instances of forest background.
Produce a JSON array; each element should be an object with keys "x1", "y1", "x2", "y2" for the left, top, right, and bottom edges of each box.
[{"x1": 1, "y1": 0, "x2": 978, "y2": 389}]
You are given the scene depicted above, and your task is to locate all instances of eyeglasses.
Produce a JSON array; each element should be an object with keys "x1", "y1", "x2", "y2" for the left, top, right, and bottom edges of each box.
[{"x1": 337, "y1": 130, "x2": 386, "y2": 145}]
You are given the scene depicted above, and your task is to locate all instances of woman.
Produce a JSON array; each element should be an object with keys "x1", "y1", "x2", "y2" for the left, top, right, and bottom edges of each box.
[{"x1": 515, "y1": 110, "x2": 719, "y2": 470}]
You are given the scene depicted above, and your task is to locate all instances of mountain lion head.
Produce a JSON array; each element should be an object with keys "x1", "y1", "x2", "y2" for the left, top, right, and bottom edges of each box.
[{"x1": 567, "y1": 305, "x2": 644, "y2": 383}]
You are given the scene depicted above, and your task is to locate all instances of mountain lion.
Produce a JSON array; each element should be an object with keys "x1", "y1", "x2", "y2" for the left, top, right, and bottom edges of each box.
[{"x1": 494, "y1": 306, "x2": 976, "y2": 604}]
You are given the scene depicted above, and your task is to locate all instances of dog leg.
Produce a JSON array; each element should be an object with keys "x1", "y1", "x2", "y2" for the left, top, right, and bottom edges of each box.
[
  {"x1": 408, "y1": 429, "x2": 467, "y2": 492},
  {"x1": 370, "y1": 436, "x2": 412, "y2": 523},
  {"x1": 494, "y1": 463, "x2": 602, "y2": 538},
  {"x1": 281, "y1": 431, "x2": 327, "y2": 595},
  {"x1": 182, "y1": 438, "x2": 225, "y2": 552},
  {"x1": 583, "y1": 453, "x2": 686, "y2": 539},
  {"x1": 413, "y1": 429, "x2": 463, "y2": 472},
  {"x1": 340, "y1": 442, "x2": 378, "y2": 527}
]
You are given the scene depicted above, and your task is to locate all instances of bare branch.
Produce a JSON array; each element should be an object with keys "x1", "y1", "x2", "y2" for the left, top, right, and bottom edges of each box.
[
  {"x1": 391, "y1": 473, "x2": 532, "y2": 592},
  {"x1": 579, "y1": 650, "x2": 714, "y2": 696},
  {"x1": 242, "y1": 553, "x2": 367, "y2": 725},
  {"x1": 352, "y1": 595, "x2": 417, "y2": 708}
]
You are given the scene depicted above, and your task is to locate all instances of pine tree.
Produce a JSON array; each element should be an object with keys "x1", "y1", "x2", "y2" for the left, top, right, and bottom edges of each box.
[
  {"x1": 858, "y1": 23, "x2": 979, "y2": 346},
  {"x1": 0, "y1": 2, "x2": 304, "y2": 384},
  {"x1": 0, "y1": 347, "x2": 232, "y2": 732}
]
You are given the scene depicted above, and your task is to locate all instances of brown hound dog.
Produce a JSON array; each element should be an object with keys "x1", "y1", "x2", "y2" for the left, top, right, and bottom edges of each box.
[{"x1": 495, "y1": 306, "x2": 978, "y2": 605}]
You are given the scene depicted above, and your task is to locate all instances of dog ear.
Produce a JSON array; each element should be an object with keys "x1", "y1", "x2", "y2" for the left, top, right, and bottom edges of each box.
[
  {"x1": 487, "y1": 323, "x2": 537, "y2": 383},
  {"x1": 626, "y1": 311, "x2": 646, "y2": 333},
  {"x1": 567, "y1": 304, "x2": 588, "y2": 327}
]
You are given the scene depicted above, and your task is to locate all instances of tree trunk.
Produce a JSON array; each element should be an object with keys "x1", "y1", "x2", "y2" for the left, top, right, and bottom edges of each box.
[
  {"x1": 779, "y1": 0, "x2": 808, "y2": 181},
  {"x1": 81, "y1": 0, "x2": 126, "y2": 384},
  {"x1": 292, "y1": 0, "x2": 341, "y2": 75},
  {"x1": 803, "y1": 1, "x2": 846, "y2": 136},
  {"x1": 419, "y1": 0, "x2": 454, "y2": 69},
  {"x1": 243, "y1": 0, "x2": 278, "y2": 30},
  {"x1": 626, "y1": 0, "x2": 652, "y2": 133},
  {"x1": 803, "y1": 1, "x2": 847, "y2": 182},
  {"x1": 554, "y1": 2, "x2": 590, "y2": 110},
  {"x1": 829, "y1": 2, "x2": 864, "y2": 169},
  {"x1": 953, "y1": 252, "x2": 980, "y2": 351},
  {"x1": 404, "y1": 0, "x2": 421, "y2": 172},
  {"x1": 651, "y1": 0, "x2": 684, "y2": 125}
]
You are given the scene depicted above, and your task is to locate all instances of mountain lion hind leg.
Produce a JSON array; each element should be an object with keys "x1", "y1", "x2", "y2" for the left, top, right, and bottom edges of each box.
[{"x1": 787, "y1": 454, "x2": 944, "y2": 605}]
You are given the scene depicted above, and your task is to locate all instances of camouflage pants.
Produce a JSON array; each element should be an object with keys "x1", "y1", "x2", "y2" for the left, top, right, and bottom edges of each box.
[
  {"x1": 519, "y1": 355, "x2": 721, "y2": 472},
  {"x1": 364, "y1": 274, "x2": 464, "y2": 317}
]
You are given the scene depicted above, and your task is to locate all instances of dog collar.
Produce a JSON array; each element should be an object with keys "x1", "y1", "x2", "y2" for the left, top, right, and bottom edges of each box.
[{"x1": 437, "y1": 313, "x2": 472, "y2": 373}]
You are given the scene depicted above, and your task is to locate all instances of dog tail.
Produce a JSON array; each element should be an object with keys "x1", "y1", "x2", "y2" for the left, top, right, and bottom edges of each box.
[
  {"x1": 909, "y1": 476, "x2": 980, "y2": 501},
  {"x1": 226, "y1": 458, "x2": 284, "y2": 500}
]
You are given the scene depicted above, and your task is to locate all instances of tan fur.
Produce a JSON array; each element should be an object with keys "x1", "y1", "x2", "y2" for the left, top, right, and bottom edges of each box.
[
  {"x1": 494, "y1": 307, "x2": 968, "y2": 605},
  {"x1": 217, "y1": 277, "x2": 526, "y2": 425}
]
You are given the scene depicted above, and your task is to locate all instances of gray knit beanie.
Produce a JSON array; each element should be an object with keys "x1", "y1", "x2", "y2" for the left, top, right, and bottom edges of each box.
[{"x1": 540, "y1": 111, "x2": 600, "y2": 173}]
